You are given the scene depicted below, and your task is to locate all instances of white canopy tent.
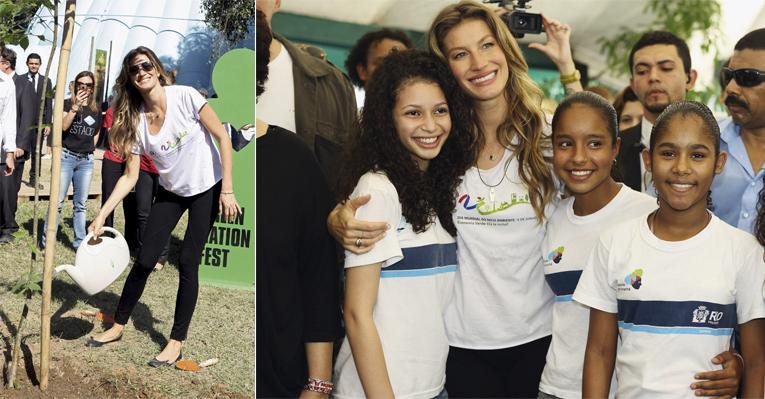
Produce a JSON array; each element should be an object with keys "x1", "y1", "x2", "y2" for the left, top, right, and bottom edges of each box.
[
  {"x1": 10, "y1": 0, "x2": 219, "y2": 99},
  {"x1": 279, "y1": 0, "x2": 765, "y2": 89}
]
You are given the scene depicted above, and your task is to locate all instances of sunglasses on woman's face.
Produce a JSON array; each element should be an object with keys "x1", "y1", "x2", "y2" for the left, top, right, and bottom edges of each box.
[
  {"x1": 76, "y1": 82, "x2": 94, "y2": 89},
  {"x1": 721, "y1": 67, "x2": 765, "y2": 88},
  {"x1": 128, "y1": 61, "x2": 155, "y2": 75}
]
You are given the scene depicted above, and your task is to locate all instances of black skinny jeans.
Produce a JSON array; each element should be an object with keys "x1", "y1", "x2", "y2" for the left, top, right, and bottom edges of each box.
[
  {"x1": 101, "y1": 158, "x2": 168, "y2": 261},
  {"x1": 114, "y1": 180, "x2": 220, "y2": 340}
]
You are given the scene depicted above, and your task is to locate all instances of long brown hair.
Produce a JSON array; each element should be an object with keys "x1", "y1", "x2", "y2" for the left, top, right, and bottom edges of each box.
[
  {"x1": 428, "y1": 1, "x2": 555, "y2": 222},
  {"x1": 109, "y1": 46, "x2": 172, "y2": 160},
  {"x1": 73, "y1": 70, "x2": 98, "y2": 113}
]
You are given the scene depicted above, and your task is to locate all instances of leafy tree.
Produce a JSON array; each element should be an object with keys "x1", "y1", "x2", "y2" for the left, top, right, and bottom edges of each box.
[
  {"x1": 0, "y1": 0, "x2": 50, "y2": 49},
  {"x1": 201, "y1": 0, "x2": 254, "y2": 45}
]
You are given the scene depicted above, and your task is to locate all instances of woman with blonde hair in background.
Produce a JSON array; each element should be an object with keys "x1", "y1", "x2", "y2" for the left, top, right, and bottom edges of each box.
[{"x1": 330, "y1": 1, "x2": 583, "y2": 396}]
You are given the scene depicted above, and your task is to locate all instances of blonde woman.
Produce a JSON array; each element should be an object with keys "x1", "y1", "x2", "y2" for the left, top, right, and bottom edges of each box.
[
  {"x1": 329, "y1": 1, "x2": 583, "y2": 396},
  {"x1": 84, "y1": 46, "x2": 240, "y2": 367},
  {"x1": 40, "y1": 70, "x2": 101, "y2": 249}
]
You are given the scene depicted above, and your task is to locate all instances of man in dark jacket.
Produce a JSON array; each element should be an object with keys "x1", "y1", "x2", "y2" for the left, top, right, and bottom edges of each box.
[
  {"x1": 20, "y1": 53, "x2": 52, "y2": 190},
  {"x1": 255, "y1": 0, "x2": 358, "y2": 192},
  {"x1": 615, "y1": 31, "x2": 697, "y2": 192}
]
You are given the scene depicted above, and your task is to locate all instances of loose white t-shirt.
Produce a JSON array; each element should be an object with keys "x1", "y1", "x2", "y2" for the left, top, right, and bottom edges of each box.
[
  {"x1": 539, "y1": 185, "x2": 655, "y2": 398},
  {"x1": 333, "y1": 172, "x2": 456, "y2": 399},
  {"x1": 257, "y1": 41, "x2": 296, "y2": 133},
  {"x1": 573, "y1": 213, "x2": 765, "y2": 398},
  {"x1": 445, "y1": 149, "x2": 555, "y2": 349},
  {"x1": 133, "y1": 85, "x2": 221, "y2": 197}
]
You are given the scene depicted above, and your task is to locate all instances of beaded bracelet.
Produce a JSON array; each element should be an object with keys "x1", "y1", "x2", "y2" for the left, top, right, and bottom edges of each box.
[{"x1": 303, "y1": 378, "x2": 333, "y2": 394}]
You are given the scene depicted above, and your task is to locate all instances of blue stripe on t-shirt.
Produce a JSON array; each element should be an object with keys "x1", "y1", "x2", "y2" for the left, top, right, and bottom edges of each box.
[
  {"x1": 545, "y1": 270, "x2": 583, "y2": 298},
  {"x1": 381, "y1": 264, "x2": 457, "y2": 278},
  {"x1": 618, "y1": 321, "x2": 734, "y2": 336},
  {"x1": 617, "y1": 299, "x2": 737, "y2": 332},
  {"x1": 380, "y1": 242, "x2": 457, "y2": 279}
]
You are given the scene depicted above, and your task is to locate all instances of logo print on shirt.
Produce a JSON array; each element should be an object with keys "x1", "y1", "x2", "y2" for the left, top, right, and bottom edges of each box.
[
  {"x1": 458, "y1": 194, "x2": 481, "y2": 210},
  {"x1": 624, "y1": 269, "x2": 643, "y2": 289},
  {"x1": 692, "y1": 306, "x2": 710, "y2": 323},
  {"x1": 457, "y1": 192, "x2": 530, "y2": 215},
  {"x1": 547, "y1": 246, "x2": 564, "y2": 264},
  {"x1": 692, "y1": 306, "x2": 724, "y2": 325},
  {"x1": 161, "y1": 130, "x2": 189, "y2": 152}
]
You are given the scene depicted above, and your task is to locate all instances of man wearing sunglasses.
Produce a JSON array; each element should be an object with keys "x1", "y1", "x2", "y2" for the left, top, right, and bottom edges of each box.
[{"x1": 711, "y1": 28, "x2": 765, "y2": 234}]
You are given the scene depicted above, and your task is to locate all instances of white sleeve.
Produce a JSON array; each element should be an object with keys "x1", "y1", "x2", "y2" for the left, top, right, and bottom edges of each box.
[
  {"x1": 344, "y1": 173, "x2": 403, "y2": 269},
  {"x1": 735, "y1": 242, "x2": 765, "y2": 324},
  {"x1": 130, "y1": 129, "x2": 143, "y2": 155},
  {"x1": 573, "y1": 233, "x2": 618, "y2": 314},
  {"x1": 1, "y1": 82, "x2": 16, "y2": 152},
  {"x1": 185, "y1": 86, "x2": 208, "y2": 120}
]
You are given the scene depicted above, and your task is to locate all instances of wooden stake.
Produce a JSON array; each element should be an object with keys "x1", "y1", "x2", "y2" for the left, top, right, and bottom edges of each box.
[{"x1": 40, "y1": 0, "x2": 77, "y2": 391}]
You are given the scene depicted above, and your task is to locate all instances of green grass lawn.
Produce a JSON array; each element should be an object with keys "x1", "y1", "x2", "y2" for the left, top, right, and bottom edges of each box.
[{"x1": 0, "y1": 199, "x2": 253, "y2": 397}]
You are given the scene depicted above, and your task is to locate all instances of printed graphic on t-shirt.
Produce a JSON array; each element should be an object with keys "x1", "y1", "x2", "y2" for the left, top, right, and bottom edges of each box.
[
  {"x1": 547, "y1": 246, "x2": 564, "y2": 263},
  {"x1": 149, "y1": 130, "x2": 190, "y2": 158},
  {"x1": 69, "y1": 113, "x2": 98, "y2": 136},
  {"x1": 455, "y1": 191, "x2": 534, "y2": 226},
  {"x1": 622, "y1": 268, "x2": 644, "y2": 290}
]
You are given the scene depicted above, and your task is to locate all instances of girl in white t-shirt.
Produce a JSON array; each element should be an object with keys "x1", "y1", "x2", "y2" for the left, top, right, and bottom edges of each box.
[
  {"x1": 575, "y1": 101, "x2": 765, "y2": 397},
  {"x1": 541, "y1": 92, "x2": 742, "y2": 399},
  {"x1": 84, "y1": 46, "x2": 240, "y2": 367},
  {"x1": 332, "y1": 50, "x2": 473, "y2": 399}
]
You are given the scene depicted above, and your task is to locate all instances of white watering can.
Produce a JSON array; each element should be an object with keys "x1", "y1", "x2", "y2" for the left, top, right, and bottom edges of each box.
[{"x1": 54, "y1": 227, "x2": 130, "y2": 296}]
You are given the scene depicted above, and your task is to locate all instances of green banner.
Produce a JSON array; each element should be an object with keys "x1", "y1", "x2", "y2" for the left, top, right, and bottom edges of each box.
[
  {"x1": 94, "y1": 49, "x2": 108, "y2": 104},
  {"x1": 199, "y1": 48, "x2": 254, "y2": 289}
]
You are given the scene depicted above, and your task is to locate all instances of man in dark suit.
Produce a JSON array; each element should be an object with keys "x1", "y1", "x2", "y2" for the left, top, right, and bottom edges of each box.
[
  {"x1": 20, "y1": 53, "x2": 52, "y2": 190},
  {"x1": 615, "y1": 31, "x2": 697, "y2": 192}
]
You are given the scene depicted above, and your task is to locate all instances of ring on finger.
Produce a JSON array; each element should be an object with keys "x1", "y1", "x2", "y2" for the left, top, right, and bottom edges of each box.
[{"x1": 355, "y1": 238, "x2": 362, "y2": 248}]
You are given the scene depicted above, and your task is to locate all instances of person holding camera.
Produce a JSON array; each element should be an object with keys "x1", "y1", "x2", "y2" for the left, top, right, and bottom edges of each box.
[
  {"x1": 329, "y1": 1, "x2": 583, "y2": 396},
  {"x1": 40, "y1": 70, "x2": 101, "y2": 250}
]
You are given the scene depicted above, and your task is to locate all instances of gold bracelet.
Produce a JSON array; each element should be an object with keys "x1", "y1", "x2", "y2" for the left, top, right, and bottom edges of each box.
[
  {"x1": 560, "y1": 69, "x2": 581, "y2": 85},
  {"x1": 221, "y1": 191, "x2": 234, "y2": 195}
]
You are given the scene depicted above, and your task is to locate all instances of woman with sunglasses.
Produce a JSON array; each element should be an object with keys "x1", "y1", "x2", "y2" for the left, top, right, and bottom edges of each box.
[
  {"x1": 40, "y1": 71, "x2": 101, "y2": 249},
  {"x1": 84, "y1": 46, "x2": 240, "y2": 368}
]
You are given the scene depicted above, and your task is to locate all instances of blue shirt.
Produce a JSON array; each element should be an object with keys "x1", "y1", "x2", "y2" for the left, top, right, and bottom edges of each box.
[{"x1": 711, "y1": 117, "x2": 764, "y2": 234}]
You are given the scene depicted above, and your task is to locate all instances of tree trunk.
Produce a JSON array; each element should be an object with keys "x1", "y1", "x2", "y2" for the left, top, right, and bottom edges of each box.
[{"x1": 40, "y1": 0, "x2": 77, "y2": 391}]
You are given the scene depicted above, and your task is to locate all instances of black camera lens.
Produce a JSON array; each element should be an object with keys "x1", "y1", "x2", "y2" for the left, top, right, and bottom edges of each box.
[{"x1": 515, "y1": 15, "x2": 529, "y2": 28}]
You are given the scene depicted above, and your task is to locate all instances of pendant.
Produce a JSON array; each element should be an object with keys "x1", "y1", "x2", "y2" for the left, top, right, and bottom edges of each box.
[
  {"x1": 489, "y1": 154, "x2": 495, "y2": 161},
  {"x1": 489, "y1": 187, "x2": 495, "y2": 203}
]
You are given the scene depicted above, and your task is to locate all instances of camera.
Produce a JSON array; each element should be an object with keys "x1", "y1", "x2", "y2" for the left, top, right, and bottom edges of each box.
[{"x1": 484, "y1": 0, "x2": 543, "y2": 39}]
